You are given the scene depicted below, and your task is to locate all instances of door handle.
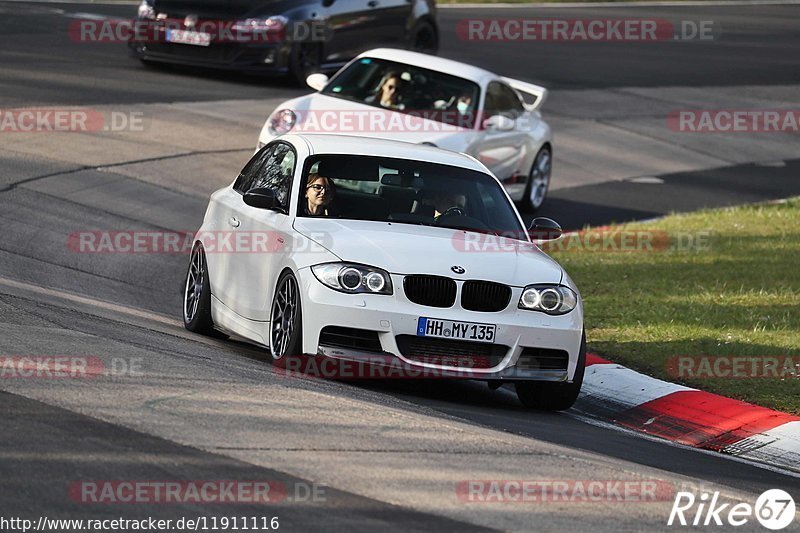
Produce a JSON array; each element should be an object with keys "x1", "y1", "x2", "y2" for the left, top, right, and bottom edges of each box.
[
  {"x1": 228, "y1": 216, "x2": 240, "y2": 228},
  {"x1": 367, "y1": 0, "x2": 379, "y2": 7}
]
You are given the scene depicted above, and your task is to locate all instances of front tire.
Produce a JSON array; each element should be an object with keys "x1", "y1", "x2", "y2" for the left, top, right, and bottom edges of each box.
[
  {"x1": 515, "y1": 332, "x2": 586, "y2": 411},
  {"x1": 288, "y1": 43, "x2": 322, "y2": 86},
  {"x1": 183, "y1": 243, "x2": 214, "y2": 334},
  {"x1": 269, "y1": 270, "x2": 303, "y2": 360},
  {"x1": 522, "y1": 145, "x2": 552, "y2": 212}
]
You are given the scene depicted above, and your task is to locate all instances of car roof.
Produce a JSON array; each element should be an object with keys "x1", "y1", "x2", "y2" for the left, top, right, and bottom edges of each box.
[
  {"x1": 356, "y1": 48, "x2": 497, "y2": 86},
  {"x1": 283, "y1": 134, "x2": 490, "y2": 174}
]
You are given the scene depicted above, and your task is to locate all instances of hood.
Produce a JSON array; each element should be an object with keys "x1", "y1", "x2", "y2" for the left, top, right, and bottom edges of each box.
[
  {"x1": 152, "y1": 0, "x2": 296, "y2": 20},
  {"x1": 272, "y1": 93, "x2": 477, "y2": 151},
  {"x1": 294, "y1": 218, "x2": 563, "y2": 286}
]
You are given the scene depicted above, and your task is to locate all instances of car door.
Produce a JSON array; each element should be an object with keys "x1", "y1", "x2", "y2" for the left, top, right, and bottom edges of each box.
[
  {"x1": 468, "y1": 81, "x2": 529, "y2": 189},
  {"x1": 364, "y1": 0, "x2": 412, "y2": 47},
  {"x1": 322, "y1": 0, "x2": 376, "y2": 62},
  {"x1": 206, "y1": 145, "x2": 274, "y2": 311},
  {"x1": 227, "y1": 142, "x2": 298, "y2": 322}
]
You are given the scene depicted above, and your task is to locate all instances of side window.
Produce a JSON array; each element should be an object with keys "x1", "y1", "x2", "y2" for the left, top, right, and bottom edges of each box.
[
  {"x1": 475, "y1": 179, "x2": 521, "y2": 235},
  {"x1": 249, "y1": 142, "x2": 296, "y2": 208},
  {"x1": 484, "y1": 82, "x2": 525, "y2": 119},
  {"x1": 234, "y1": 145, "x2": 274, "y2": 194}
]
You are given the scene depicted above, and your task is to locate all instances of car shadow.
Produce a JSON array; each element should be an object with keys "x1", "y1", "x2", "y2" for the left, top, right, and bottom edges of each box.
[
  {"x1": 135, "y1": 58, "x2": 299, "y2": 89},
  {"x1": 518, "y1": 196, "x2": 661, "y2": 232}
]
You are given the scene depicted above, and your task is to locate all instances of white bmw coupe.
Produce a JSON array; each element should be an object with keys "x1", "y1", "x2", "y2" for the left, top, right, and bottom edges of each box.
[
  {"x1": 257, "y1": 48, "x2": 553, "y2": 211},
  {"x1": 184, "y1": 134, "x2": 584, "y2": 410}
]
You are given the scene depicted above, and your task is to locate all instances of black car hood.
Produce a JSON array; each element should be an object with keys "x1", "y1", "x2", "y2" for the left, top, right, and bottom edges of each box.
[{"x1": 152, "y1": 0, "x2": 302, "y2": 20}]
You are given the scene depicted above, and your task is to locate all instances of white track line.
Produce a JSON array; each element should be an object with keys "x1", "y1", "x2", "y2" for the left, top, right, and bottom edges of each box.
[{"x1": 0, "y1": 276, "x2": 179, "y2": 328}]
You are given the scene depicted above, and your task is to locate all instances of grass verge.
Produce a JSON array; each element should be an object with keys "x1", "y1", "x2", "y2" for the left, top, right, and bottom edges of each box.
[{"x1": 549, "y1": 197, "x2": 800, "y2": 414}]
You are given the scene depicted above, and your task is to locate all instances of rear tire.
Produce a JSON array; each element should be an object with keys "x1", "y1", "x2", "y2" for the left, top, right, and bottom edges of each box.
[
  {"x1": 515, "y1": 332, "x2": 586, "y2": 411},
  {"x1": 410, "y1": 20, "x2": 438, "y2": 54},
  {"x1": 521, "y1": 146, "x2": 552, "y2": 212},
  {"x1": 183, "y1": 243, "x2": 214, "y2": 335}
]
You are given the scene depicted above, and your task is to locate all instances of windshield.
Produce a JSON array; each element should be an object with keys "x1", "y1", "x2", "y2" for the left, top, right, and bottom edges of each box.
[
  {"x1": 320, "y1": 57, "x2": 481, "y2": 130},
  {"x1": 297, "y1": 155, "x2": 526, "y2": 239}
]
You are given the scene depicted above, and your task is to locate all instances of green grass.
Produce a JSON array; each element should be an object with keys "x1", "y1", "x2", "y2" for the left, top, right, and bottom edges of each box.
[{"x1": 549, "y1": 198, "x2": 800, "y2": 414}]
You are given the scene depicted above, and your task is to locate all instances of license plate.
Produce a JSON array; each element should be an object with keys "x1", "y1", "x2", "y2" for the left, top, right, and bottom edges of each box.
[
  {"x1": 416, "y1": 317, "x2": 496, "y2": 344},
  {"x1": 166, "y1": 29, "x2": 211, "y2": 46}
]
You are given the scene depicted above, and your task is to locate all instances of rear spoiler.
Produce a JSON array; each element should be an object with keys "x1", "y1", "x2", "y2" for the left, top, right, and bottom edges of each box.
[{"x1": 501, "y1": 77, "x2": 548, "y2": 111}]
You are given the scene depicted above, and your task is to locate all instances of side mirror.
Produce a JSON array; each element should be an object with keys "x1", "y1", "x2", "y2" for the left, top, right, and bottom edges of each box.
[
  {"x1": 243, "y1": 187, "x2": 279, "y2": 210},
  {"x1": 306, "y1": 73, "x2": 329, "y2": 92},
  {"x1": 482, "y1": 114, "x2": 515, "y2": 131},
  {"x1": 528, "y1": 217, "x2": 562, "y2": 241}
]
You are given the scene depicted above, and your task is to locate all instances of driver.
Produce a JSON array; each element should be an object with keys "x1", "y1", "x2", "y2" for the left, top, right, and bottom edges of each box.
[
  {"x1": 364, "y1": 71, "x2": 405, "y2": 110},
  {"x1": 432, "y1": 190, "x2": 466, "y2": 219},
  {"x1": 303, "y1": 172, "x2": 337, "y2": 217}
]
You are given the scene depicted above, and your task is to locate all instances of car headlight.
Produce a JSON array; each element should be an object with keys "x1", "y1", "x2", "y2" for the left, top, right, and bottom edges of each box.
[
  {"x1": 232, "y1": 15, "x2": 288, "y2": 33},
  {"x1": 267, "y1": 109, "x2": 297, "y2": 136},
  {"x1": 518, "y1": 284, "x2": 577, "y2": 315},
  {"x1": 137, "y1": 0, "x2": 155, "y2": 20},
  {"x1": 311, "y1": 263, "x2": 393, "y2": 295}
]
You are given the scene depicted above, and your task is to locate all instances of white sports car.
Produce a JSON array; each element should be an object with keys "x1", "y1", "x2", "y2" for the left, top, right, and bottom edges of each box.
[
  {"x1": 257, "y1": 48, "x2": 554, "y2": 211},
  {"x1": 183, "y1": 134, "x2": 584, "y2": 409}
]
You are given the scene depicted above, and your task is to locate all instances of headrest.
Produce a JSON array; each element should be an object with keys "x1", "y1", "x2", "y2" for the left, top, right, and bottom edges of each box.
[
  {"x1": 381, "y1": 173, "x2": 401, "y2": 186},
  {"x1": 382, "y1": 168, "x2": 418, "y2": 187}
]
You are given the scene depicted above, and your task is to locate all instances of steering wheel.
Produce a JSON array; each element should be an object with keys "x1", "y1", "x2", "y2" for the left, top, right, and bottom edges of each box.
[{"x1": 442, "y1": 206, "x2": 466, "y2": 217}]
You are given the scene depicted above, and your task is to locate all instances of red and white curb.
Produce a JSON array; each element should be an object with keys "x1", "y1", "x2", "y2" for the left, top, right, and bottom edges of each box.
[{"x1": 576, "y1": 354, "x2": 800, "y2": 474}]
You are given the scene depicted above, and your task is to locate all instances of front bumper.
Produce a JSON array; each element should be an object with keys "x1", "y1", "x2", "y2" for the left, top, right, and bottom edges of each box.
[
  {"x1": 297, "y1": 268, "x2": 584, "y2": 382},
  {"x1": 129, "y1": 37, "x2": 292, "y2": 74}
]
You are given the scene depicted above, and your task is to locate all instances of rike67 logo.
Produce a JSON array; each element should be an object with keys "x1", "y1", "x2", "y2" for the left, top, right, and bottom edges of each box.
[{"x1": 668, "y1": 489, "x2": 796, "y2": 530}]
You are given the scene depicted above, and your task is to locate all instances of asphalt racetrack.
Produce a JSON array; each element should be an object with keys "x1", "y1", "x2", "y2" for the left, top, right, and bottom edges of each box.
[{"x1": 0, "y1": 2, "x2": 799, "y2": 531}]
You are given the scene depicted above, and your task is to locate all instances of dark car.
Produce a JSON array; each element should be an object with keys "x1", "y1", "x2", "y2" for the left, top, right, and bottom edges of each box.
[{"x1": 128, "y1": 0, "x2": 438, "y2": 84}]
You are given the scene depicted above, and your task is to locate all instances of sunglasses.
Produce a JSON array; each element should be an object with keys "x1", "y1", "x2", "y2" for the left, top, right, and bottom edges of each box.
[{"x1": 307, "y1": 184, "x2": 329, "y2": 192}]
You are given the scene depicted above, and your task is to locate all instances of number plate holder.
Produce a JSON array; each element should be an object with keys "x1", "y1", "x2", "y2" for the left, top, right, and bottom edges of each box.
[
  {"x1": 416, "y1": 317, "x2": 496, "y2": 344},
  {"x1": 166, "y1": 29, "x2": 211, "y2": 46}
]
